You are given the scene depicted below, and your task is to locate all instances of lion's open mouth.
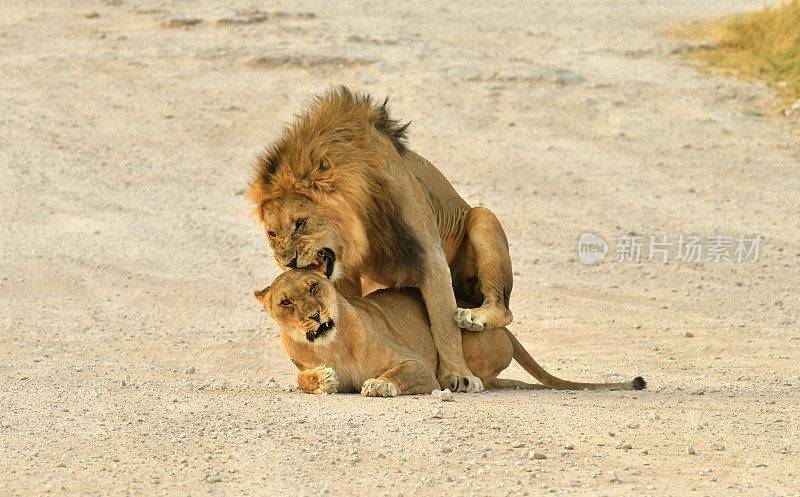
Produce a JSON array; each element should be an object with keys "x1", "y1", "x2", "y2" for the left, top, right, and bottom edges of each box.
[
  {"x1": 312, "y1": 248, "x2": 335, "y2": 279},
  {"x1": 306, "y1": 320, "x2": 334, "y2": 342}
]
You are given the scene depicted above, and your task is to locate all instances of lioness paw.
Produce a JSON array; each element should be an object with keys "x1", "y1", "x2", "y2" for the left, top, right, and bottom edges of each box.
[
  {"x1": 361, "y1": 378, "x2": 398, "y2": 397},
  {"x1": 298, "y1": 365, "x2": 339, "y2": 394},
  {"x1": 314, "y1": 366, "x2": 339, "y2": 394},
  {"x1": 440, "y1": 374, "x2": 483, "y2": 393}
]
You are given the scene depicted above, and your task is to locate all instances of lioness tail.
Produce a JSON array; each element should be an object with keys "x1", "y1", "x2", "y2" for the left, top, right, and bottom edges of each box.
[{"x1": 505, "y1": 330, "x2": 646, "y2": 391}]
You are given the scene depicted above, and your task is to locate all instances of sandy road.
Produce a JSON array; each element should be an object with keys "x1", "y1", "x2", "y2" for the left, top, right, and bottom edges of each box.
[{"x1": 1, "y1": 0, "x2": 799, "y2": 495}]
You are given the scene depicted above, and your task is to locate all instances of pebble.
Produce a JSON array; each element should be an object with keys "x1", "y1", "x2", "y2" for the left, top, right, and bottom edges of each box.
[
  {"x1": 163, "y1": 16, "x2": 202, "y2": 28},
  {"x1": 712, "y1": 443, "x2": 725, "y2": 451},
  {"x1": 183, "y1": 367, "x2": 195, "y2": 374},
  {"x1": 563, "y1": 443, "x2": 574, "y2": 450},
  {"x1": 205, "y1": 473, "x2": 222, "y2": 483},
  {"x1": 687, "y1": 446, "x2": 696, "y2": 455},
  {"x1": 431, "y1": 407, "x2": 443, "y2": 419},
  {"x1": 531, "y1": 452, "x2": 547, "y2": 460},
  {"x1": 626, "y1": 422, "x2": 639, "y2": 429},
  {"x1": 431, "y1": 389, "x2": 454, "y2": 402},
  {"x1": 85, "y1": 12, "x2": 99, "y2": 18},
  {"x1": 684, "y1": 332, "x2": 694, "y2": 338},
  {"x1": 608, "y1": 471, "x2": 621, "y2": 483},
  {"x1": 746, "y1": 460, "x2": 767, "y2": 467},
  {"x1": 616, "y1": 442, "x2": 632, "y2": 450}
]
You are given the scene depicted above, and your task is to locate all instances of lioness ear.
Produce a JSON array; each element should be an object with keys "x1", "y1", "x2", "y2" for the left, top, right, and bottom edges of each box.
[{"x1": 254, "y1": 286, "x2": 270, "y2": 302}]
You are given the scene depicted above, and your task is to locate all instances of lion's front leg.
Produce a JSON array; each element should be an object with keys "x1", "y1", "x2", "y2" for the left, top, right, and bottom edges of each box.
[
  {"x1": 361, "y1": 359, "x2": 438, "y2": 397},
  {"x1": 297, "y1": 365, "x2": 339, "y2": 394},
  {"x1": 419, "y1": 254, "x2": 483, "y2": 393}
]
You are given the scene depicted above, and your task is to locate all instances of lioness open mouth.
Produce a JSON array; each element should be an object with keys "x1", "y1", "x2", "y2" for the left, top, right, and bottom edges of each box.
[
  {"x1": 309, "y1": 248, "x2": 335, "y2": 279},
  {"x1": 306, "y1": 320, "x2": 334, "y2": 342}
]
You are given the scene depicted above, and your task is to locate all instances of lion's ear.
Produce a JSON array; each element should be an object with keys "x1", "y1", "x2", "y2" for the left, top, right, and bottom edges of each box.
[{"x1": 254, "y1": 286, "x2": 270, "y2": 302}]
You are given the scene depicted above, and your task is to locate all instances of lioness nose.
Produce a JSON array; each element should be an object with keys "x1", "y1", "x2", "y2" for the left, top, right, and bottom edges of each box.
[{"x1": 308, "y1": 310, "x2": 320, "y2": 322}]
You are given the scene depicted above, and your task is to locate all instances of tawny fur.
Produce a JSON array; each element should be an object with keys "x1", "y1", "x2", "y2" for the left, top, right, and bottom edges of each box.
[
  {"x1": 247, "y1": 86, "x2": 519, "y2": 392},
  {"x1": 255, "y1": 270, "x2": 646, "y2": 396}
]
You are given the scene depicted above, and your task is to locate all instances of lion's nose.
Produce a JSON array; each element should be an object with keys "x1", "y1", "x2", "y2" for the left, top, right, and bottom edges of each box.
[
  {"x1": 308, "y1": 310, "x2": 320, "y2": 323},
  {"x1": 286, "y1": 256, "x2": 298, "y2": 269}
]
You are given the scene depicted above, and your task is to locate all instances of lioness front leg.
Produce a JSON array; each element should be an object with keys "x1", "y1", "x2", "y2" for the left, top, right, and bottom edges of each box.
[
  {"x1": 454, "y1": 207, "x2": 514, "y2": 331},
  {"x1": 297, "y1": 365, "x2": 339, "y2": 394},
  {"x1": 420, "y1": 254, "x2": 483, "y2": 393},
  {"x1": 361, "y1": 360, "x2": 439, "y2": 397}
]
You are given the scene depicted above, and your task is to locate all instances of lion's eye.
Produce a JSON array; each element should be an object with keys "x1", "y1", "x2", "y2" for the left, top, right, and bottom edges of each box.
[
  {"x1": 309, "y1": 282, "x2": 317, "y2": 293},
  {"x1": 295, "y1": 219, "x2": 306, "y2": 231},
  {"x1": 279, "y1": 299, "x2": 292, "y2": 307},
  {"x1": 267, "y1": 231, "x2": 276, "y2": 238}
]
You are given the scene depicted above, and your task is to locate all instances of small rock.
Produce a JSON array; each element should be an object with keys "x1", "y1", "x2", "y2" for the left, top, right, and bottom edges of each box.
[
  {"x1": 616, "y1": 442, "x2": 632, "y2": 450},
  {"x1": 431, "y1": 389, "x2": 454, "y2": 402},
  {"x1": 85, "y1": 12, "x2": 99, "y2": 18},
  {"x1": 608, "y1": 471, "x2": 621, "y2": 483},
  {"x1": 687, "y1": 446, "x2": 696, "y2": 455},
  {"x1": 163, "y1": 16, "x2": 202, "y2": 28},
  {"x1": 441, "y1": 447, "x2": 453, "y2": 454},
  {"x1": 511, "y1": 442, "x2": 525, "y2": 448},
  {"x1": 563, "y1": 443, "x2": 574, "y2": 450},
  {"x1": 431, "y1": 407, "x2": 443, "y2": 419},
  {"x1": 205, "y1": 473, "x2": 222, "y2": 483},
  {"x1": 712, "y1": 443, "x2": 725, "y2": 451},
  {"x1": 684, "y1": 332, "x2": 694, "y2": 338},
  {"x1": 531, "y1": 452, "x2": 547, "y2": 460},
  {"x1": 183, "y1": 367, "x2": 195, "y2": 374},
  {"x1": 746, "y1": 460, "x2": 767, "y2": 467},
  {"x1": 490, "y1": 423, "x2": 501, "y2": 430},
  {"x1": 626, "y1": 422, "x2": 639, "y2": 429}
]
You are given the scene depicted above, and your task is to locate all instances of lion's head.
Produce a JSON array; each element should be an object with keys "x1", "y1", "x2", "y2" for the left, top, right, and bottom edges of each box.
[
  {"x1": 247, "y1": 86, "x2": 423, "y2": 285},
  {"x1": 255, "y1": 269, "x2": 339, "y2": 345}
]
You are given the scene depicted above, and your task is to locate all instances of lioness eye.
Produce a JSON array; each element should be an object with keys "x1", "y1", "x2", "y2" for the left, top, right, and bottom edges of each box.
[
  {"x1": 295, "y1": 219, "x2": 306, "y2": 230},
  {"x1": 280, "y1": 299, "x2": 292, "y2": 307},
  {"x1": 309, "y1": 282, "x2": 317, "y2": 293},
  {"x1": 267, "y1": 230, "x2": 276, "y2": 238}
]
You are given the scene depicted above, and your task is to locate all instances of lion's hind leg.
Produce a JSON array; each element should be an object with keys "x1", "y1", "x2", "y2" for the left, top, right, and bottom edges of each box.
[
  {"x1": 298, "y1": 365, "x2": 339, "y2": 394},
  {"x1": 361, "y1": 359, "x2": 439, "y2": 397},
  {"x1": 453, "y1": 207, "x2": 514, "y2": 332}
]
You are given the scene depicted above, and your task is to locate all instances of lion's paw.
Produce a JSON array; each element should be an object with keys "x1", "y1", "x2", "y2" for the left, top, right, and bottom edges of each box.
[
  {"x1": 454, "y1": 308, "x2": 486, "y2": 331},
  {"x1": 454, "y1": 306, "x2": 513, "y2": 331},
  {"x1": 361, "y1": 378, "x2": 399, "y2": 397},
  {"x1": 440, "y1": 374, "x2": 483, "y2": 393}
]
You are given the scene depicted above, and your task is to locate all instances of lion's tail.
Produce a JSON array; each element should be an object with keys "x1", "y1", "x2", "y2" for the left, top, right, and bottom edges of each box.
[{"x1": 503, "y1": 330, "x2": 646, "y2": 391}]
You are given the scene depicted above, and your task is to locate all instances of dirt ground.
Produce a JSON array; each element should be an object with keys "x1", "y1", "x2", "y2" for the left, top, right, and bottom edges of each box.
[{"x1": 1, "y1": 1, "x2": 799, "y2": 496}]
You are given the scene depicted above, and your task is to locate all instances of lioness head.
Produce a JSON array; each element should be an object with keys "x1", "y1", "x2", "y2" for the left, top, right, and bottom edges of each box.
[
  {"x1": 254, "y1": 269, "x2": 339, "y2": 345},
  {"x1": 247, "y1": 86, "x2": 419, "y2": 283}
]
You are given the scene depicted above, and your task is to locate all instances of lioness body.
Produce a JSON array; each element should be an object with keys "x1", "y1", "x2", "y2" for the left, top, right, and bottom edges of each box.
[
  {"x1": 256, "y1": 271, "x2": 646, "y2": 396},
  {"x1": 247, "y1": 87, "x2": 514, "y2": 392}
]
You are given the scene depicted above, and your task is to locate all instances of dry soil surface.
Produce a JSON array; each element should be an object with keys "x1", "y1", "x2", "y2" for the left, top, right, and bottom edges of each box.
[{"x1": 2, "y1": 1, "x2": 799, "y2": 496}]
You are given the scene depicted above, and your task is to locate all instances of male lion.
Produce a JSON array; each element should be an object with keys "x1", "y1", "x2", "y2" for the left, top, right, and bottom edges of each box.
[
  {"x1": 254, "y1": 270, "x2": 646, "y2": 396},
  {"x1": 247, "y1": 86, "x2": 516, "y2": 392}
]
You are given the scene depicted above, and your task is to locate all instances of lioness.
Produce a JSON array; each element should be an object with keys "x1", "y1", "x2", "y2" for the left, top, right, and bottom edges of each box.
[
  {"x1": 254, "y1": 270, "x2": 646, "y2": 396},
  {"x1": 248, "y1": 86, "x2": 517, "y2": 392}
]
